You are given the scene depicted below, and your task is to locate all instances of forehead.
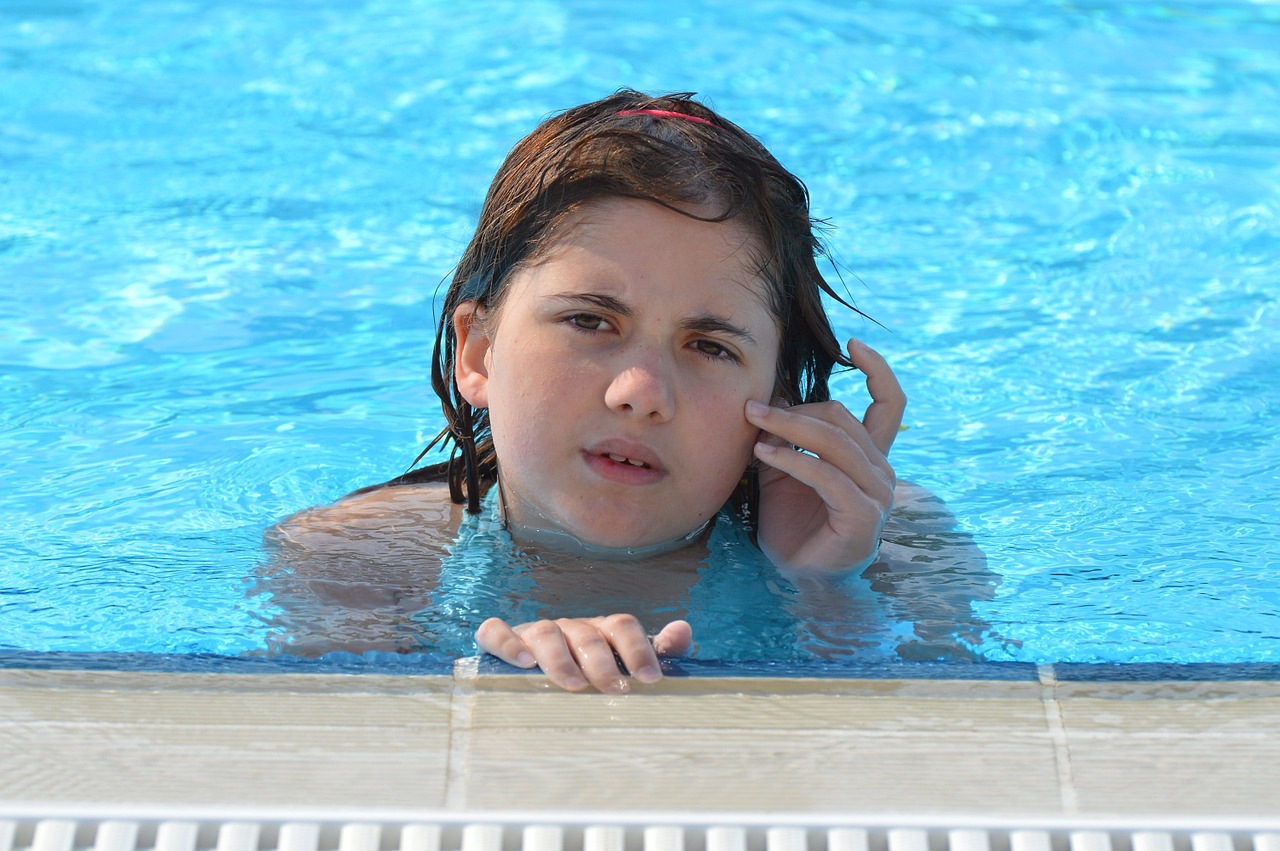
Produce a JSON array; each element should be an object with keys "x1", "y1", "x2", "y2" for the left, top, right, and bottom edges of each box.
[{"x1": 521, "y1": 197, "x2": 774, "y2": 307}]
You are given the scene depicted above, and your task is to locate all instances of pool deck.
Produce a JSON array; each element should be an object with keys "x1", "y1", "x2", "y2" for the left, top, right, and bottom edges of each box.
[{"x1": 3, "y1": 661, "x2": 1280, "y2": 821}]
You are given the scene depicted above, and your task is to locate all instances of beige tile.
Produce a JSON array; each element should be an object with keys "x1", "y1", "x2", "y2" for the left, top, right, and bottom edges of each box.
[
  {"x1": 460, "y1": 726, "x2": 1061, "y2": 813},
  {"x1": 474, "y1": 673, "x2": 1044, "y2": 699},
  {"x1": 460, "y1": 676, "x2": 1061, "y2": 814},
  {"x1": 1053, "y1": 680, "x2": 1280, "y2": 816},
  {"x1": 1064, "y1": 735, "x2": 1280, "y2": 815},
  {"x1": 0, "y1": 669, "x2": 454, "y2": 808},
  {"x1": 3, "y1": 721, "x2": 451, "y2": 808},
  {"x1": 0, "y1": 670, "x2": 454, "y2": 725},
  {"x1": 470, "y1": 675, "x2": 1048, "y2": 732},
  {"x1": 1054, "y1": 680, "x2": 1280, "y2": 737}
]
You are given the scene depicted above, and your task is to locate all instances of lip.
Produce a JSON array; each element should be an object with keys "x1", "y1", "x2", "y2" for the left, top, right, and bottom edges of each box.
[{"x1": 582, "y1": 440, "x2": 667, "y2": 485}]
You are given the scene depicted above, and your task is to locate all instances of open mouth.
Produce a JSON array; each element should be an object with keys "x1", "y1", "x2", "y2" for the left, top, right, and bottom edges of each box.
[
  {"x1": 584, "y1": 444, "x2": 665, "y2": 483},
  {"x1": 604, "y1": 452, "x2": 651, "y2": 468}
]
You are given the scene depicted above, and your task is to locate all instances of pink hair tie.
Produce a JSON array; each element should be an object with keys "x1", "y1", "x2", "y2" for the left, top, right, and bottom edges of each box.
[{"x1": 617, "y1": 108, "x2": 715, "y2": 127}]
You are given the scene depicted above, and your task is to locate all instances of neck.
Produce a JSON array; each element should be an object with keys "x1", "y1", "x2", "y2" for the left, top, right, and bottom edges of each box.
[{"x1": 496, "y1": 479, "x2": 713, "y2": 561}]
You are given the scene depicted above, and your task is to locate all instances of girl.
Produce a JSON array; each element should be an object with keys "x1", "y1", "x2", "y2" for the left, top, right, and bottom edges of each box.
[{"x1": 271, "y1": 89, "x2": 911, "y2": 691}]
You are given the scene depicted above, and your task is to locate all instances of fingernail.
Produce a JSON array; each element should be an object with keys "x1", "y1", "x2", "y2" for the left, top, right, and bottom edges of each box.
[
  {"x1": 514, "y1": 652, "x2": 535, "y2": 668},
  {"x1": 746, "y1": 400, "x2": 769, "y2": 417},
  {"x1": 564, "y1": 675, "x2": 588, "y2": 691},
  {"x1": 754, "y1": 441, "x2": 776, "y2": 457},
  {"x1": 635, "y1": 665, "x2": 661, "y2": 684}
]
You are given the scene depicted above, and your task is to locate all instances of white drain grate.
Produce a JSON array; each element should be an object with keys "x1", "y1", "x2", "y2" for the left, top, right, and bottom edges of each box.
[{"x1": 2, "y1": 817, "x2": 1279, "y2": 851}]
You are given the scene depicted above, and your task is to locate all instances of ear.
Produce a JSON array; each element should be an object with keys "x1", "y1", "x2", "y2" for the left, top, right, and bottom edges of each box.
[
  {"x1": 453, "y1": 301, "x2": 491, "y2": 409},
  {"x1": 769, "y1": 377, "x2": 789, "y2": 407}
]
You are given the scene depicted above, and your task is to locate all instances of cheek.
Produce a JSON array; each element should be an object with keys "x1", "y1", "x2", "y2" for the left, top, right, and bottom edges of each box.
[
  {"x1": 689, "y1": 388, "x2": 760, "y2": 471},
  {"x1": 489, "y1": 383, "x2": 554, "y2": 454},
  {"x1": 488, "y1": 346, "x2": 595, "y2": 453}
]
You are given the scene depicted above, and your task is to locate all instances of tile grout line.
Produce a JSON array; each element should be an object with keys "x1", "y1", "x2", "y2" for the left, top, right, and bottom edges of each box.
[
  {"x1": 444, "y1": 656, "x2": 480, "y2": 810},
  {"x1": 1037, "y1": 664, "x2": 1079, "y2": 814}
]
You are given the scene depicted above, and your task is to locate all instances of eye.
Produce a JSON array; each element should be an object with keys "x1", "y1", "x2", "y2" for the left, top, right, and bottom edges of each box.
[
  {"x1": 565, "y1": 312, "x2": 612, "y2": 332},
  {"x1": 691, "y1": 339, "x2": 740, "y2": 363}
]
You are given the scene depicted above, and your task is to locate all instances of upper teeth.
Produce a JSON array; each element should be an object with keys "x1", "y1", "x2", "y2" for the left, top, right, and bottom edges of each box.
[{"x1": 608, "y1": 453, "x2": 646, "y2": 467}]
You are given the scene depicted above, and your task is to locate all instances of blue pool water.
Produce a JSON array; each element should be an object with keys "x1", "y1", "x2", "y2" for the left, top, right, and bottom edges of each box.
[{"x1": 2, "y1": 0, "x2": 1278, "y2": 666}]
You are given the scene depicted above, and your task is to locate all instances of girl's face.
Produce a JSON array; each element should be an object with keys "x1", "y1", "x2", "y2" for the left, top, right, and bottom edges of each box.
[{"x1": 455, "y1": 198, "x2": 781, "y2": 551}]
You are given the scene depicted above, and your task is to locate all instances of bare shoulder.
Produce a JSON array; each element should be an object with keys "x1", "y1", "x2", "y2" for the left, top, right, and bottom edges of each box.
[
  {"x1": 258, "y1": 482, "x2": 469, "y2": 656},
  {"x1": 267, "y1": 482, "x2": 466, "y2": 555},
  {"x1": 270, "y1": 483, "x2": 465, "y2": 545}
]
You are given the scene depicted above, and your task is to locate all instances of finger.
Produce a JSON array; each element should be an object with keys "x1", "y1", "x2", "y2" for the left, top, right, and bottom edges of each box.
[
  {"x1": 474, "y1": 617, "x2": 536, "y2": 668},
  {"x1": 754, "y1": 396, "x2": 793, "y2": 448},
  {"x1": 513, "y1": 620, "x2": 591, "y2": 691},
  {"x1": 754, "y1": 439, "x2": 894, "y2": 514},
  {"x1": 746, "y1": 399, "x2": 893, "y2": 484},
  {"x1": 557, "y1": 619, "x2": 633, "y2": 694},
  {"x1": 848, "y1": 339, "x2": 906, "y2": 456},
  {"x1": 652, "y1": 620, "x2": 693, "y2": 657},
  {"x1": 592, "y1": 613, "x2": 664, "y2": 684}
]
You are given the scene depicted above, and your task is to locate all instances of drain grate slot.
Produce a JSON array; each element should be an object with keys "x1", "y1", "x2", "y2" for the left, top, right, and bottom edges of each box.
[{"x1": 0, "y1": 819, "x2": 1277, "y2": 851}]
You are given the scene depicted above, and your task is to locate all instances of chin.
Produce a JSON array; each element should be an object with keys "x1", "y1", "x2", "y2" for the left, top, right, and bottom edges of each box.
[
  {"x1": 567, "y1": 513, "x2": 681, "y2": 550},
  {"x1": 588, "y1": 508, "x2": 717, "y2": 549},
  {"x1": 576, "y1": 522, "x2": 656, "y2": 549}
]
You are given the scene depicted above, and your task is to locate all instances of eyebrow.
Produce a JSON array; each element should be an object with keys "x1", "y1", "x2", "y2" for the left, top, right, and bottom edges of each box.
[{"x1": 549, "y1": 291, "x2": 758, "y2": 345}]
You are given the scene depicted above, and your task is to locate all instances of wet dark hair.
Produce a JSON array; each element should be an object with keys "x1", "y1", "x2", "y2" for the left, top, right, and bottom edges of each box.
[{"x1": 400, "y1": 89, "x2": 863, "y2": 519}]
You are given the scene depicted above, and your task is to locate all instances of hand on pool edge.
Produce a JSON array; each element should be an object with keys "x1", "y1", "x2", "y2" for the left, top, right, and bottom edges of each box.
[
  {"x1": 746, "y1": 338, "x2": 905, "y2": 573},
  {"x1": 475, "y1": 615, "x2": 692, "y2": 694}
]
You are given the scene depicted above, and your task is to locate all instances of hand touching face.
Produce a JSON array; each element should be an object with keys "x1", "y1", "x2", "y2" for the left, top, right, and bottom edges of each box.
[{"x1": 748, "y1": 339, "x2": 906, "y2": 572}]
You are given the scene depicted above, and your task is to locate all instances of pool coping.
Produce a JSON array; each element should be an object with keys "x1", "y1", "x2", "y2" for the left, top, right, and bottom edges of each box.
[{"x1": 4, "y1": 658, "x2": 1280, "y2": 819}]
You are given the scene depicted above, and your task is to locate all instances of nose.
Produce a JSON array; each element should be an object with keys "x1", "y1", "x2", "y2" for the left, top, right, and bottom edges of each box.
[{"x1": 604, "y1": 346, "x2": 677, "y2": 423}]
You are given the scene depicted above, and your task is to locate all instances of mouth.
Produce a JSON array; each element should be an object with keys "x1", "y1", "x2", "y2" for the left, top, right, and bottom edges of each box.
[
  {"x1": 583, "y1": 441, "x2": 666, "y2": 484},
  {"x1": 603, "y1": 452, "x2": 651, "y2": 469}
]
